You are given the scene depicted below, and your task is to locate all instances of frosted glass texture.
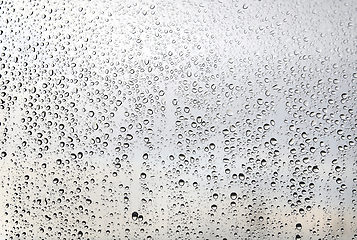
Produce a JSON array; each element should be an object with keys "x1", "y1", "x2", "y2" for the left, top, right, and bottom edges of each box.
[{"x1": 1, "y1": 0, "x2": 357, "y2": 239}]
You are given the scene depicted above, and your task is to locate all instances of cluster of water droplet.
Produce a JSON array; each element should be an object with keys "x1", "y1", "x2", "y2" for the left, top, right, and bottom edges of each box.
[{"x1": 0, "y1": 0, "x2": 356, "y2": 239}]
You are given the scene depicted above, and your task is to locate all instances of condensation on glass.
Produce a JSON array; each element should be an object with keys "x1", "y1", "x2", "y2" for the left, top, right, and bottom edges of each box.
[{"x1": 0, "y1": 0, "x2": 356, "y2": 239}]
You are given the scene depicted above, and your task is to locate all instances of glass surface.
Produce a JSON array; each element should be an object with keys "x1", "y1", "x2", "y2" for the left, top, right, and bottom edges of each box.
[{"x1": 1, "y1": 0, "x2": 357, "y2": 239}]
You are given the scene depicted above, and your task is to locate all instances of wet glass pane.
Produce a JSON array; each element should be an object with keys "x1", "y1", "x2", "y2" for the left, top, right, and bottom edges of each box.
[{"x1": 1, "y1": 0, "x2": 357, "y2": 239}]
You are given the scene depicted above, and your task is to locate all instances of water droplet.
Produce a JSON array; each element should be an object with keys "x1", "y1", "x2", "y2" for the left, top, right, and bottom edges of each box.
[
  {"x1": 296, "y1": 223, "x2": 302, "y2": 230},
  {"x1": 132, "y1": 212, "x2": 138, "y2": 220},
  {"x1": 270, "y1": 138, "x2": 277, "y2": 146},
  {"x1": 178, "y1": 179, "x2": 185, "y2": 186}
]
